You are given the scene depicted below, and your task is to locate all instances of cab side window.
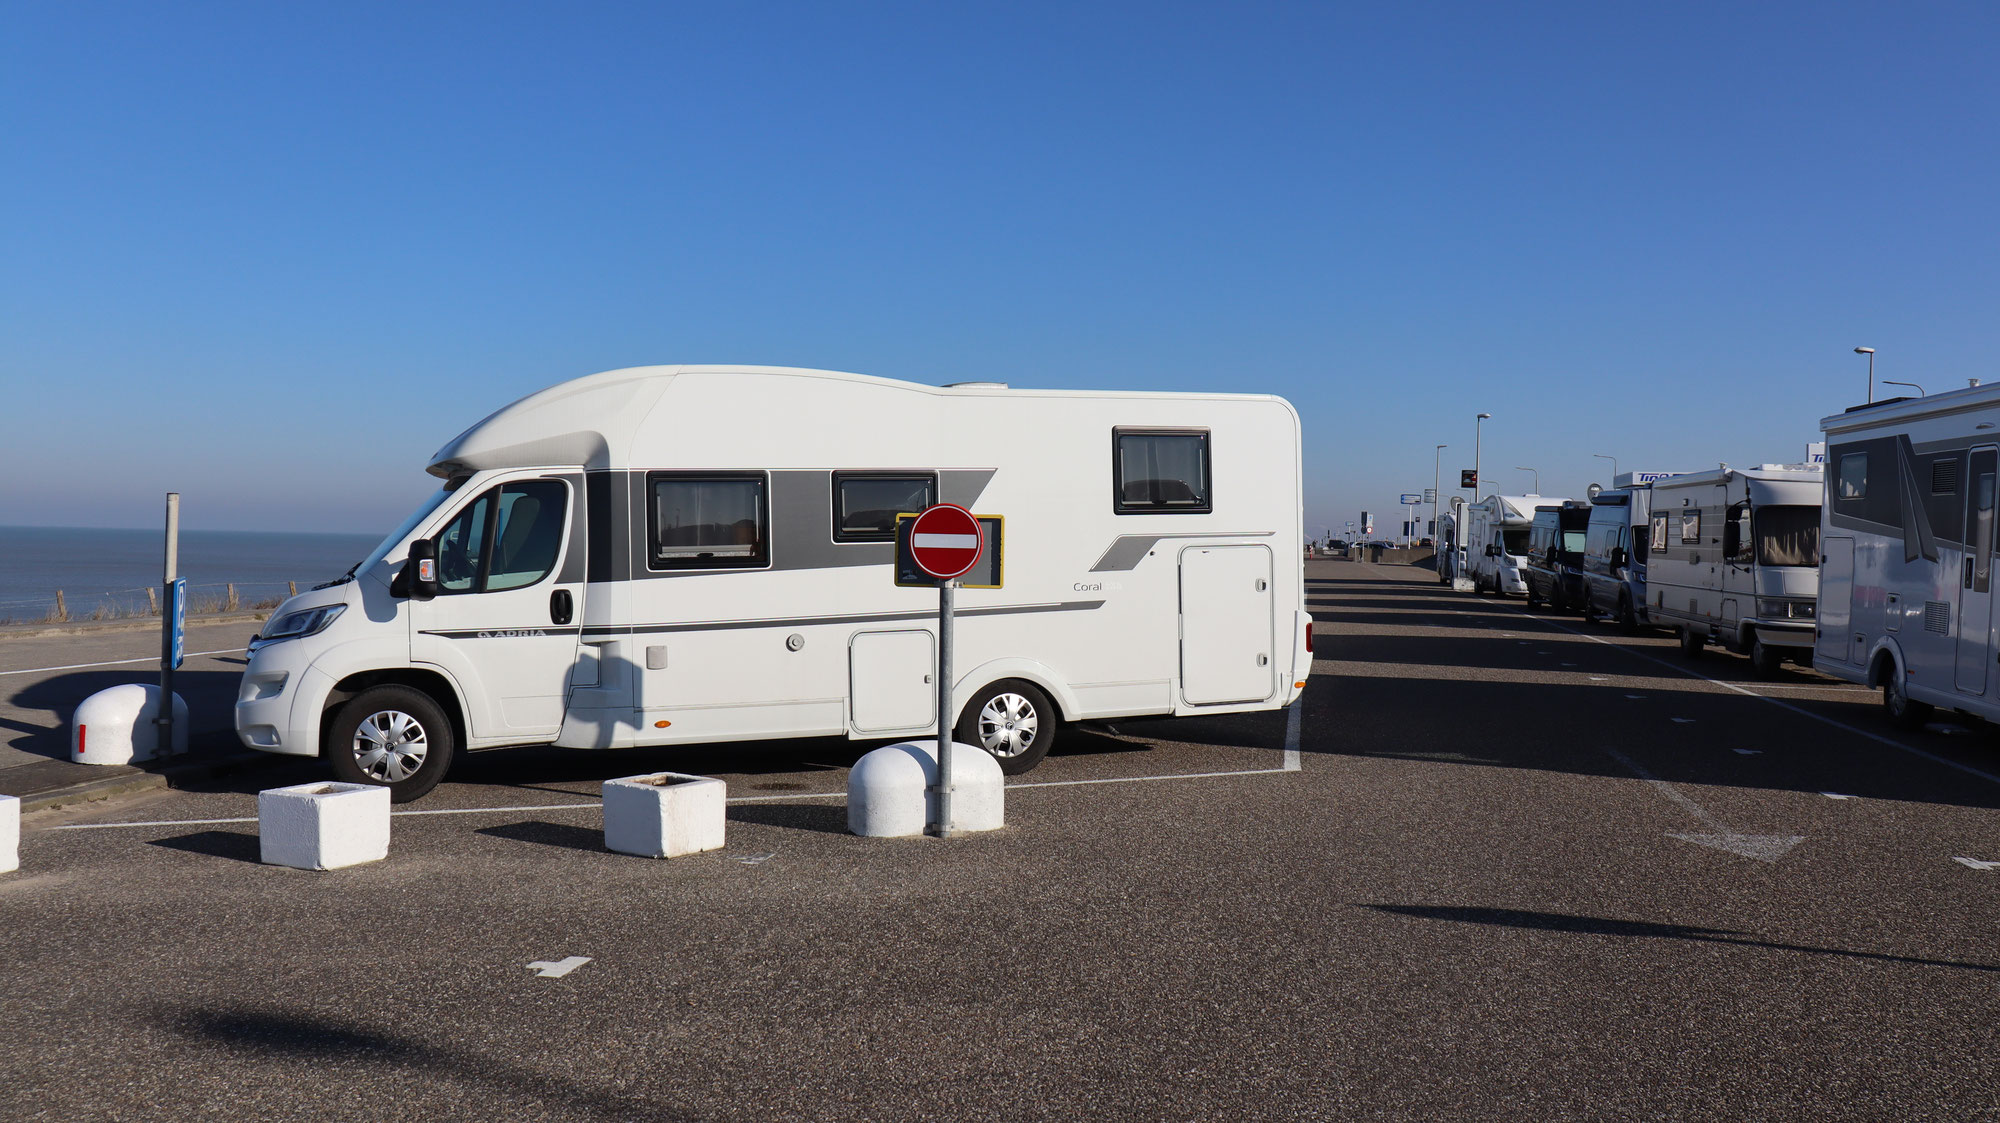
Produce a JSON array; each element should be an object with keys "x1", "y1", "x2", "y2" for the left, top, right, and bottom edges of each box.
[
  {"x1": 435, "y1": 480, "x2": 568, "y2": 594},
  {"x1": 486, "y1": 481, "x2": 568, "y2": 591},
  {"x1": 436, "y1": 493, "x2": 492, "y2": 593}
]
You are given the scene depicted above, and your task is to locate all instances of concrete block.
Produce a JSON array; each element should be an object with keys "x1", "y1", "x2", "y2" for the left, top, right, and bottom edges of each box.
[
  {"x1": 72, "y1": 684, "x2": 188, "y2": 765},
  {"x1": 847, "y1": 741, "x2": 1004, "y2": 838},
  {"x1": 258, "y1": 782, "x2": 390, "y2": 870},
  {"x1": 0, "y1": 794, "x2": 17, "y2": 875},
  {"x1": 603, "y1": 772, "x2": 726, "y2": 858}
]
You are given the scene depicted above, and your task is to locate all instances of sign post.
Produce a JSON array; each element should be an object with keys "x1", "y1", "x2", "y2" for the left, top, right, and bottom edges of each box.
[
  {"x1": 905, "y1": 504, "x2": 985, "y2": 838},
  {"x1": 159, "y1": 493, "x2": 182, "y2": 758}
]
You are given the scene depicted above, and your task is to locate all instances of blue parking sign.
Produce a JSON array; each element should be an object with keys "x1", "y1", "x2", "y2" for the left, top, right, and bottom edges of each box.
[{"x1": 168, "y1": 577, "x2": 186, "y2": 670}]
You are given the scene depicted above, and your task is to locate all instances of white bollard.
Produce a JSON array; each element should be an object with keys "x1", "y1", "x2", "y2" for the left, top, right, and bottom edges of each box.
[
  {"x1": 0, "y1": 794, "x2": 18, "y2": 875},
  {"x1": 258, "y1": 782, "x2": 390, "y2": 870},
  {"x1": 603, "y1": 772, "x2": 726, "y2": 858},
  {"x1": 847, "y1": 741, "x2": 1004, "y2": 838},
  {"x1": 72, "y1": 684, "x2": 188, "y2": 765}
]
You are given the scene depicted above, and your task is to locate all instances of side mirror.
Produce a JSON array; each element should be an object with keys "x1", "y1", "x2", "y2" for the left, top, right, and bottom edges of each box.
[
  {"x1": 1612, "y1": 546, "x2": 1628, "y2": 567},
  {"x1": 397, "y1": 539, "x2": 439, "y2": 601}
]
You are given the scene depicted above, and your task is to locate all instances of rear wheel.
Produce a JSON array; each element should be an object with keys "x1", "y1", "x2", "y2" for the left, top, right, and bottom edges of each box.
[
  {"x1": 956, "y1": 679, "x2": 1057, "y2": 775},
  {"x1": 1882, "y1": 670, "x2": 1933, "y2": 730},
  {"x1": 1526, "y1": 583, "x2": 1543, "y2": 609},
  {"x1": 325, "y1": 685, "x2": 455, "y2": 803}
]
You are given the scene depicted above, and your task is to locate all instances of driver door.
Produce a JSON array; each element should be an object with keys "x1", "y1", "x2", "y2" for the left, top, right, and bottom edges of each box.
[{"x1": 410, "y1": 474, "x2": 584, "y2": 743}]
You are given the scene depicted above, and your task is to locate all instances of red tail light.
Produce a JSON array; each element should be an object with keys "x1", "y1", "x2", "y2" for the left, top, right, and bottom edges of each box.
[{"x1": 1305, "y1": 620, "x2": 1314, "y2": 654}]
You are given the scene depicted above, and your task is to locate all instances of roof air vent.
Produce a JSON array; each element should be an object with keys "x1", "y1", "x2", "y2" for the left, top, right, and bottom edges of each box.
[{"x1": 943, "y1": 381, "x2": 1009, "y2": 389}]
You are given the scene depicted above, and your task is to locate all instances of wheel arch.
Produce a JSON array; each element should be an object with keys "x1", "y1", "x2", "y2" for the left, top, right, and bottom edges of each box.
[
  {"x1": 951, "y1": 658, "x2": 1079, "y2": 724},
  {"x1": 320, "y1": 667, "x2": 469, "y2": 758},
  {"x1": 1865, "y1": 639, "x2": 1906, "y2": 690}
]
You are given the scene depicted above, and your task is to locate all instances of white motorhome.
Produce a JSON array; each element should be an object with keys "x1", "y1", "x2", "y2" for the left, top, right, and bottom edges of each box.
[
  {"x1": 1816, "y1": 384, "x2": 2000, "y2": 727},
  {"x1": 1463, "y1": 495, "x2": 1545, "y2": 595},
  {"x1": 1645, "y1": 465, "x2": 1822, "y2": 674},
  {"x1": 236, "y1": 365, "x2": 1310, "y2": 800}
]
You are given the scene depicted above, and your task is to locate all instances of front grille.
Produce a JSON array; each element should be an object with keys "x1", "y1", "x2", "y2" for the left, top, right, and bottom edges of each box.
[{"x1": 1926, "y1": 601, "x2": 1951, "y2": 634}]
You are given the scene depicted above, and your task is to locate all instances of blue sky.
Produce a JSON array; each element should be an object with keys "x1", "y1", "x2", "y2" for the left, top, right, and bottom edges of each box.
[{"x1": 3, "y1": 2, "x2": 1995, "y2": 536}]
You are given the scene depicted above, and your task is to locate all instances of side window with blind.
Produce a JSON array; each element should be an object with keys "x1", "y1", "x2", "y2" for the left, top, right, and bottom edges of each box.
[
  {"x1": 1114, "y1": 429, "x2": 1212, "y2": 514},
  {"x1": 648, "y1": 473, "x2": 769, "y2": 569},
  {"x1": 833, "y1": 473, "x2": 937, "y2": 542}
]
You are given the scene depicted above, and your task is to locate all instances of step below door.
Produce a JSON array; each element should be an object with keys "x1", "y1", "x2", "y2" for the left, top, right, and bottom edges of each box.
[{"x1": 1180, "y1": 545, "x2": 1276, "y2": 705}]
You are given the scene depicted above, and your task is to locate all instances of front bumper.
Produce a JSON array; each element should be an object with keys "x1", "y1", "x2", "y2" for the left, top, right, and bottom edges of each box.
[{"x1": 233, "y1": 642, "x2": 327, "y2": 757}]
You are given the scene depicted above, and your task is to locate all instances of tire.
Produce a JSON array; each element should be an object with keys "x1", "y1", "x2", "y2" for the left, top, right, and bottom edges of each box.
[
  {"x1": 1526, "y1": 583, "x2": 1542, "y2": 609},
  {"x1": 1615, "y1": 594, "x2": 1638, "y2": 634},
  {"x1": 1882, "y1": 670, "x2": 1933, "y2": 730},
  {"x1": 1679, "y1": 626, "x2": 1703, "y2": 658},
  {"x1": 1751, "y1": 636, "x2": 1785, "y2": 678},
  {"x1": 955, "y1": 679, "x2": 1057, "y2": 776},
  {"x1": 325, "y1": 685, "x2": 456, "y2": 803}
]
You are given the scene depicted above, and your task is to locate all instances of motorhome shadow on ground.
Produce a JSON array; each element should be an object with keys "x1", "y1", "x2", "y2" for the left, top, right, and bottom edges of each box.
[
  {"x1": 1816, "y1": 382, "x2": 2000, "y2": 727},
  {"x1": 234, "y1": 365, "x2": 1310, "y2": 801},
  {"x1": 1646, "y1": 465, "x2": 1822, "y2": 675}
]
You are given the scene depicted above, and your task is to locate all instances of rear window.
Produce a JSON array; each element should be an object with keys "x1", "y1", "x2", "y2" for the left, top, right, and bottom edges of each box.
[{"x1": 1114, "y1": 429, "x2": 1211, "y2": 513}]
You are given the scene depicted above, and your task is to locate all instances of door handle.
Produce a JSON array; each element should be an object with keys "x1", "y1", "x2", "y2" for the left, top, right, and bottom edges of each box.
[{"x1": 550, "y1": 588, "x2": 573, "y2": 625}]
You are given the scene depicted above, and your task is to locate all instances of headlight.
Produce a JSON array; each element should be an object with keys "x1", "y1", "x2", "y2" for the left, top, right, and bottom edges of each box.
[
  {"x1": 258, "y1": 604, "x2": 346, "y2": 643},
  {"x1": 1757, "y1": 598, "x2": 1815, "y2": 619}
]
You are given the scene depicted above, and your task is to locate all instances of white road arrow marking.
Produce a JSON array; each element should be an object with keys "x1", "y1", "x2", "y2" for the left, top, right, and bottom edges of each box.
[
  {"x1": 1601, "y1": 745, "x2": 1804, "y2": 863},
  {"x1": 1589, "y1": 676, "x2": 1608, "y2": 681},
  {"x1": 1822, "y1": 792, "x2": 1856, "y2": 800},
  {"x1": 733, "y1": 853, "x2": 776, "y2": 865},
  {"x1": 1733, "y1": 748, "x2": 1762, "y2": 755},
  {"x1": 1625, "y1": 694, "x2": 1646, "y2": 700},
  {"x1": 1671, "y1": 717, "x2": 1696, "y2": 724},
  {"x1": 526, "y1": 956, "x2": 592, "y2": 978},
  {"x1": 1953, "y1": 857, "x2": 2000, "y2": 872}
]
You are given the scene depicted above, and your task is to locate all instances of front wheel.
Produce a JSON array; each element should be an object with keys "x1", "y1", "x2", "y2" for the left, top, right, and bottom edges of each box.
[
  {"x1": 1882, "y1": 671, "x2": 1933, "y2": 730},
  {"x1": 1615, "y1": 594, "x2": 1638, "y2": 634},
  {"x1": 326, "y1": 685, "x2": 456, "y2": 803},
  {"x1": 1751, "y1": 636, "x2": 1785, "y2": 678},
  {"x1": 955, "y1": 679, "x2": 1058, "y2": 776}
]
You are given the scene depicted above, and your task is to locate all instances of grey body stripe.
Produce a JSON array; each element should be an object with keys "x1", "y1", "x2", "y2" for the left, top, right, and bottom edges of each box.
[
  {"x1": 1090, "y1": 531, "x2": 1276, "y2": 572},
  {"x1": 610, "y1": 467, "x2": 999, "y2": 580},
  {"x1": 580, "y1": 599, "x2": 1103, "y2": 637}
]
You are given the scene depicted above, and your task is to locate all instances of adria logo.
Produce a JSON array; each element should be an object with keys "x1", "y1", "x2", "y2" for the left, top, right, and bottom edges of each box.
[{"x1": 476, "y1": 629, "x2": 547, "y2": 639}]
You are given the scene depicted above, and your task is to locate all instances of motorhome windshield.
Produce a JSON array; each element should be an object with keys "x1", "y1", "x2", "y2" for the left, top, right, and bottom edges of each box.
[
  {"x1": 1501, "y1": 527, "x2": 1532, "y2": 555},
  {"x1": 1756, "y1": 505, "x2": 1820, "y2": 567},
  {"x1": 356, "y1": 486, "x2": 459, "y2": 576},
  {"x1": 1561, "y1": 530, "x2": 1586, "y2": 553}
]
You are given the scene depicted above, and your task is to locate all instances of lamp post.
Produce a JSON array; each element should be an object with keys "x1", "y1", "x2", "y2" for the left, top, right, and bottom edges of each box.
[
  {"x1": 1856, "y1": 346, "x2": 1875, "y2": 404},
  {"x1": 1515, "y1": 466, "x2": 1539, "y2": 495},
  {"x1": 1474, "y1": 414, "x2": 1490, "y2": 499},
  {"x1": 1593, "y1": 453, "x2": 1618, "y2": 485},
  {"x1": 1433, "y1": 444, "x2": 1447, "y2": 549},
  {"x1": 1883, "y1": 379, "x2": 1925, "y2": 397}
]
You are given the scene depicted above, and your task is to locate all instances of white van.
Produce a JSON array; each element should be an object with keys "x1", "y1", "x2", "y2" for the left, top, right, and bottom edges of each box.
[
  {"x1": 236, "y1": 365, "x2": 1310, "y2": 800},
  {"x1": 1816, "y1": 384, "x2": 2000, "y2": 727},
  {"x1": 1645, "y1": 465, "x2": 1822, "y2": 674},
  {"x1": 1463, "y1": 495, "x2": 1545, "y2": 595}
]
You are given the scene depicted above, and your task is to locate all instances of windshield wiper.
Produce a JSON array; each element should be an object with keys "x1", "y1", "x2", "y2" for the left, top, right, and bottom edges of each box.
[{"x1": 312, "y1": 561, "x2": 363, "y2": 591}]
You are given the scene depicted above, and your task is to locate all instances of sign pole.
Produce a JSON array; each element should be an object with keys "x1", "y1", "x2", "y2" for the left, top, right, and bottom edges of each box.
[
  {"x1": 158, "y1": 492, "x2": 179, "y2": 758},
  {"x1": 931, "y1": 577, "x2": 955, "y2": 838}
]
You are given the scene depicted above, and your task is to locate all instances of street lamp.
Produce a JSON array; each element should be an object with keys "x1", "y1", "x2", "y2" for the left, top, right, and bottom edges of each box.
[
  {"x1": 1433, "y1": 444, "x2": 1447, "y2": 548},
  {"x1": 1515, "y1": 466, "x2": 1539, "y2": 494},
  {"x1": 1593, "y1": 453, "x2": 1618, "y2": 485},
  {"x1": 1474, "y1": 414, "x2": 1491, "y2": 499},
  {"x1": 1883, "y1": 379, "x2": 1925, "y2": 397},
  {"x1": 1856, "y1": 346, "x2": 1875, "y2": 404}
]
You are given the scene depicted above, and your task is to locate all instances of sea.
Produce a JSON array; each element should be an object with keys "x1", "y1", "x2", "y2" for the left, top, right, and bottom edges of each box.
[{"x1": 0, "y1": 526, "x2": 383, "y2": 623}]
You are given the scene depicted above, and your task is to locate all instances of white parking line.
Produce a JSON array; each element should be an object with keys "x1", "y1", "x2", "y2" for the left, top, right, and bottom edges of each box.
[
  {"x1": 0, "y1": 648, "x2": 247, "y2": 676},
  {"x1": 1510, "y1": 607, "x2": 2000, "y2": 788},
  {"x1": 1284, "y1": 700, "x2": 1302, "y2": 771}
]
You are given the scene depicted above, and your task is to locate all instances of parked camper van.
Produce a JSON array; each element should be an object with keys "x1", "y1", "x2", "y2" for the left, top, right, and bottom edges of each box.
[
  {"x1": 1815, "y1": 384, "x2": 2000, "y2": 726},
  {"x1": 1579, "y1": 484, "x2": 1650, "y2": 629},
  {"x1": 1523, "y1": 500, "x2": 1590, "y2": 610},
  {"x1": 1645, "y1": 465, "x2": 1822, "y2": 674},
  {"x1": 235, "y1": 365, "x2": 1311, "y2": 800},
  {"x1": 1463, "y1": 495, "x2": 1542, "y2": 595}
]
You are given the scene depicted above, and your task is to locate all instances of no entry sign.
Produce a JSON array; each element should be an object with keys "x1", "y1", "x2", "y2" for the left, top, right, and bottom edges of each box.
[{"x1": 908, "y1": 503, "x2": 984, "y2": 580}]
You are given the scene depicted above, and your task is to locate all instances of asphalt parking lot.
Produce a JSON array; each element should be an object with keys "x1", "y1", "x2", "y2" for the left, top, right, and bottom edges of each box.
[{"x1": 7, "y1": 559, "x2": 1999, "y2": 1121}]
